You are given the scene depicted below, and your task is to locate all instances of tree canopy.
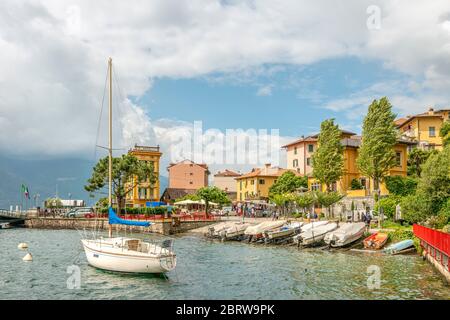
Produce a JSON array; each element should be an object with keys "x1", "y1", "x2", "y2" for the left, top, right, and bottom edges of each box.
[
  {"x1": 407, "y1": 147, "x2": 435, "y2": 177},
  {"x1": 356, "y1": 97, "x2": 397, "y2": 197},
  {"x1": 440, "y1": 120, "x2": 450, "y2": 147},
  {"x1": 312, "y1": 118, "x2": 344, "y2": 191},
  {"x1": 196, "y1": 186, "x2": 230, "y2": 214},
  {"x1": 85, "y1": 154, "x2": 156, "y2": 212},
  {"x1": 269, "y1": 171, "x2": 308, "y2": 196}
]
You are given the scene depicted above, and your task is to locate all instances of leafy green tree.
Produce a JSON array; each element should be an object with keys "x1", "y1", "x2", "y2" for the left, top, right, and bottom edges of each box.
[
  {"x1": 85, "y1": 154, "x2": 156, "y2": 213},
  {"x1": 294, "y1": 192, "x2": 315, "y2": 215},
  {"x1": 269, "y1": 171, "x2": 308, "y2": 196},
  {"x1": 357, "y1": 97, "x2": 397, "y2": 200},
  {"x1": 401, "y1": 194, "x2": 432, "y2": 224},
  {"x1": 374, "y1": 195, "x2": 402, "y2": 219},
  {"x1": 269, "y1": 193, "x2": 289, "y2": 216},
  {"x1": 407, "y1": 148, "x2": 435, "y2": 177},
  {"x1": 440, "y1": 120, "x2": 450, "y2": 147},
  {"x1": 95, "y1": 197, "x2": 109, "y2": 210},
  {"x1": 314, "y1": 191, "x2": 344, "y2": 218},
  {"x1": 312, "y1": 119, "x2": 344, "y2": 192},
  {"x1": 196, "y1": 186, "x2": 230, "y2": 214},
  {"x1": 384, "y1": 176, "x2": 418, "y2": 196},
  {"x1": 45, "y1": 197, "x2": 63, "y2": 209},
  {"x1": 175, "y1": 193, "x2": 200, "y2": 202},
  {"x1": 416, "y1": 145, "x2": 450, "y2": 212}
]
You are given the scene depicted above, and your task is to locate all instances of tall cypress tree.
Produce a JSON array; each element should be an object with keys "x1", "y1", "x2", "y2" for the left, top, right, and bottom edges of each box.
[
  {"x1": 356, "y1": 97, "x2": 397, "y2": 199},
  {"x1": 312, "y1": 119, "x2": 344, "y2": 192}
]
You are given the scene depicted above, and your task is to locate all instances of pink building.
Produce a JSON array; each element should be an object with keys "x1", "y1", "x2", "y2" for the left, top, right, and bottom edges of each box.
[{"x1": 167, "y1": 160, "x2": 209, "y2": 190}]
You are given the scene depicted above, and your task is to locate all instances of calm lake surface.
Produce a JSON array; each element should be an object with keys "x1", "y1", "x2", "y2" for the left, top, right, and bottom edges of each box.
[{"x1": 0, "y1": 228, "x2": 449, "y2": 300}]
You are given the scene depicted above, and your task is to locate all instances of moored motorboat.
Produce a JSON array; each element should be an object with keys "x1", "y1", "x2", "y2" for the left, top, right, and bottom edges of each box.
[
  {"x1": 0, "y1": 222, "x2": 11, "y2": 229},
  {"x1": 384, "y1": 239, "x2": 414, "y2": 254},
  {"x1": 244, "y1": 220, "x2": 286, "y2": 241},
  {"x1": 220, "y1": 223, "x2": 251, "y2": 240},
  {"x1": 363, "y1": 232, "x2": 388, "y2": 250},
  {"x1": 295, "y1": 222, "x2": 338, "y2": 246},
  {"x1": 206, "y1": 222, "x2": 236, "y2": 238},
  {"x1": 265, "y1": 222, "x2": 303, "y2": 240},
  {"x1": 324, "y1": 222, "x2": 366, "y2": 247}
]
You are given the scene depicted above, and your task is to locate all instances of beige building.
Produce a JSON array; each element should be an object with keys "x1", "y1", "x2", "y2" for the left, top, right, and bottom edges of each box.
[
  {"x1": 167, "y1": 160, "x2": 209, "y2": 190},
  {"x1": 213, "y1": 169, "x2": 241, "y2": 192}
]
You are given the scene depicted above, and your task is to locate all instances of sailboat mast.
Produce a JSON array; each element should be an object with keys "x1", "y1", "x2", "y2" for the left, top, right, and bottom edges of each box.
[{"x1": 108, "y1": 57, "x2": 113, "y2": 238}]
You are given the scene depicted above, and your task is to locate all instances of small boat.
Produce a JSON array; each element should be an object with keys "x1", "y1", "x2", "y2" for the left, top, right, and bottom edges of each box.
[
  {"x1": 207, "y1": 222, "x2": 236, "y2": 238},
  {"x1": 363, "y1": 232, "x2": 388, "y2": 250},
  {"x1": 384, "y1": 239, "x2": 414, "y2": 254},
  {"x1": 0, "y1": 222, "x2": 11, "y2": 229},
  {"x1": 244, "y1": 220, "x2": 286, "y2": 240},
  {"x1": 220, "y1": 223, "x2": 251, "y2": 240},
  {"x1": 265, "y1": 222, "x2": 303, "y2": 240},
  {"x1": 324, "y1": 222, "x2": 366, "y2": 247},
  {"x1": 300, "y1": 220, "x2": 329, "y2": 233},
  {"x1": 295, "y1": 222, "x2": 338, "y2": 246}
]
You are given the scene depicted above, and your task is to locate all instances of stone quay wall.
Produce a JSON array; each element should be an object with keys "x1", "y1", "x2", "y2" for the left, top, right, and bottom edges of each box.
[{"x1": 24, "y1": 217, "x2": 216, "y2": 235}]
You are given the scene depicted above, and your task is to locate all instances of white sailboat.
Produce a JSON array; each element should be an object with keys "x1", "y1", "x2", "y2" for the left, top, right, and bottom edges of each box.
[{"x1": 81, "y1": 58, "x2": 176, "y2": 274}]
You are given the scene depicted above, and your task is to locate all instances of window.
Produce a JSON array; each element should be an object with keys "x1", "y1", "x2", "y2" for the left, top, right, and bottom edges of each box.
[
  {"x1": 294, "y1": 147, "x2": 297, "y2": 155},
  {"x1": 395, "y1": 152, "x2": 402, "y2": 167},
  {"x1": 250, "y1": 179, "x2": 255, "y2": 185},
  {"x1": 311, "y1": 182, "x2": 321, "y2": 191},
  {"x1": 308, "y1": 144, "x2": 314, "y2": 152},
  {"x1": 306, "y1": 157, "x2": 311, "y2": 166},
  {"x1": 360, "y1": 178, "x2": 367, "y2": 190},
  {"x1": 429, "y1": 126, "x2": 436, "y2": 137},
  {"x1": 293, "y1": 159, "x2": 298, "y2": 167},
  {"x1": 189, "y1": 181, "x2": 193, "y2": 185},
  {"x1": 138, "y1": 187, "x2": 147, "y2": 200},
  {"x1": 189, "y1": 172, "x2": 193, "y2": 176},
  {"x1": 240, "y1": 181, "x2": 242, "y2": 190},
  {"x1": 259, "y1": 179, "x2": 265, "y2": 185}
]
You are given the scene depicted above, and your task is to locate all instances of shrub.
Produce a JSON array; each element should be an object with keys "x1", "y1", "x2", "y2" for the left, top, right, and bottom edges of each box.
[
  {"x1": 350, "y1": 179, "x2": 363, "y2": 190},
  {"x1": 374, "y1": 195, "x2": 402, "y2": 219},
  {"x1": 384, "y1": 176, "x2": 418, "y2": 196},
  {"x1": 401, "y1": 194, "x2": 432, "y2": 224}
]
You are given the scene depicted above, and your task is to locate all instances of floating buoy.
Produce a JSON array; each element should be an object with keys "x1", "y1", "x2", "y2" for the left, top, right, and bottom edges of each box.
[
  {"x1": 22, "y1": 253, "x2": 33, "y2": 261},
  {"x1": 18, "y1": 243, "x2": 28, "y2": 249}
]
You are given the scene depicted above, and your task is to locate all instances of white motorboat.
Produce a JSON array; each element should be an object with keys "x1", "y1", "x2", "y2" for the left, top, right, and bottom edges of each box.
[
  {"x1": 220, "y1": 223, "x2": 252, "y2": 240},
  {"x1": 81, "y1": 58, "x2": 176, "y2": 274},
  {"x1": 324, "y1": 222, "x2": 366, "y2": 247},
  {"x1": 265, "y1": 222, "x2": 303, "y2": 240},
  {"x1": 207, "y1": 222, "x2": 237, "y2": 238},
  {"x1": 244, "y1": 220, "x2": 286, "y2": 240},
  {"x1": 295, "y1": 222, "x2": 338, "y2": 246},
  {"x1": 300, "y1": 220, "x2": 329, "y2": 233}
]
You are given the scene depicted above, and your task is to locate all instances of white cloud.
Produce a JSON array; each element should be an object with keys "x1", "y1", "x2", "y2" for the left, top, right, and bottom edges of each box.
[
  {"x1": 1, "y1": 0, "x2": 450, "y2": 162},
  {"x1": 256, "y1": 85, "x2": 272, "y2": 96}
]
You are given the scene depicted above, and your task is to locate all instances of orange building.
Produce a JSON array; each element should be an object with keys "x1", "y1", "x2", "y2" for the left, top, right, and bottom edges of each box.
[
  {"x1": 167, "y1": 160, "x2": 209, "y2": 190},
  {"x1": 125, "y1": 145, "x2": 162, "y2": 207}
]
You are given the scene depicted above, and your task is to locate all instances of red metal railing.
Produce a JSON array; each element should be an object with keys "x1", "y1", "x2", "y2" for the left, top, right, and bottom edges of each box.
[{"x1": 413, "y1": 224, "x2": 450, "y2": 272}]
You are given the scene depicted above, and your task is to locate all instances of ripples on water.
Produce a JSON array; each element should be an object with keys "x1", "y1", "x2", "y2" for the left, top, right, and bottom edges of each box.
[{"x1": 0, "y1": 229, "x2": 448, "y2": 300}]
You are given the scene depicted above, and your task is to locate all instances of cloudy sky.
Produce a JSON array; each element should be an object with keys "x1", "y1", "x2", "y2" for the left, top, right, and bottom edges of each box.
[{"x1": 1, "y1": 0, "x2": 450, "y2": 174}]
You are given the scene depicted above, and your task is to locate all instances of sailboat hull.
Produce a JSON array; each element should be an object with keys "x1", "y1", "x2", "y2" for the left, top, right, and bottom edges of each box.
[{"x1": 81, "y1": 240, "x2": 176, "y2": 274}]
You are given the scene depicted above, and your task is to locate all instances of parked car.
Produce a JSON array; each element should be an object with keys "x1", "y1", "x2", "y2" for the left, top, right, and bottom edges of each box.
[
  {"x1": 222, "y1": 206, "x2": 234, "y2": 216},
  {"x1": 66, "y1": 207, "x2": 94, "y2": 218}
]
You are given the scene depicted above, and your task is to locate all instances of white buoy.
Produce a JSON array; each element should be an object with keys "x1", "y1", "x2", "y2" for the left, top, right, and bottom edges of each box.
[
  {"x1": 18, "y1": 243, "x2": 28, "y2": 249},
  {"x1": 22, "y1": 252, "x2": 33, "y2": 261}
]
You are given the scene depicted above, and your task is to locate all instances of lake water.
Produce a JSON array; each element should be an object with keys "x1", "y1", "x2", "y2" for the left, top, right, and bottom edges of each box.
[{"x1": 0, "y1": 228, "x2": 449, "y2": 299}]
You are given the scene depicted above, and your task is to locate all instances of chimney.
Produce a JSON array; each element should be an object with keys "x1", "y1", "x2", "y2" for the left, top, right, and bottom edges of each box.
[
  {"x1": 428, "y1": 107, "x2": 434, "y2": 115},
  {"x1": 265, "y1": 163, "x2": 271, "y2": 168}
]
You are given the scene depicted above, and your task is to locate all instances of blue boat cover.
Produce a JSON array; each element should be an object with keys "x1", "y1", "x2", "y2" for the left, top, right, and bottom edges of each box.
[{"x1": 108, "y1": 207, "x2": 151, "y2": 227}]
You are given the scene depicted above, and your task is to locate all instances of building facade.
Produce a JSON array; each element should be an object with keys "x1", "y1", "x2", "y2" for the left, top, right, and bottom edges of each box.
[
  {"x1": 125, "y1": 145, "x2": 162, "y2": 207},
  {"x1": 236, "y1": 164, "x2": 301, "y2": 201},
  {"x1": 213, "y1": 169, "x2": 241, "y2": 192},
  {"x1": 396, "y1": 108, "x2": 450, "y2": 151},
  {"x1": 283, "y1": 131, "x2": 414, "y2": 197},
  {"x1": 167, "y1": 160, "x2": 209, "y2": 190}
]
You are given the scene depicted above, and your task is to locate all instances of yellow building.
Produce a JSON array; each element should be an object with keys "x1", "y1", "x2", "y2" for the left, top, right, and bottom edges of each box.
[
  {"x1": 307, "y1": 136, "x2": 414, "y2": 197},
  {"x1": 125, "y1": 145, "x2": 162, "y2": 207},
  {"x1": 236, "y1": 164, "x2": 301, "y2": 201},
  {"x1": 396, "y1": 107, "x2": 450, "y2": 151}
]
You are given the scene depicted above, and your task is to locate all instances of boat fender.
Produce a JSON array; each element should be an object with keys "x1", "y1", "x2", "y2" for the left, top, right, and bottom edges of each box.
[
  {"x1": 18, "y1": 243, "x2": 28, "y2": 249},
  {"x1": 22, "y1": 252, "x2": 33, "y2": 261}
]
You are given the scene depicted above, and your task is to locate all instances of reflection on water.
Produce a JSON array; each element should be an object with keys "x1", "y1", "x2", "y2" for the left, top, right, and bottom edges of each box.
[{"x1": 0, "y1": 229, "x2": 448, "y2": 299}]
